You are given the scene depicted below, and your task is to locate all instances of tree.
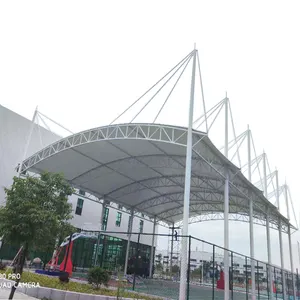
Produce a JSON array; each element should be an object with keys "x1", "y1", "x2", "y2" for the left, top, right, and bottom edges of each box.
[{"x1": 0, "y1": 172, "x2": 74, "y2": 299}]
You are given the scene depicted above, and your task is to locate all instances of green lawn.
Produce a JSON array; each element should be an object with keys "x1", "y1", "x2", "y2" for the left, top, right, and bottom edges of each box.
[{"x1": 0, "y1": 268, "x2": 162, "y2": 300}]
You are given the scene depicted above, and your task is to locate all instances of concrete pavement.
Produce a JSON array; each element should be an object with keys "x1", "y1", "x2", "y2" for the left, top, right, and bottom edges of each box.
[{"x1": 0, "y1": 288, "x2": 36, "y2": 299}]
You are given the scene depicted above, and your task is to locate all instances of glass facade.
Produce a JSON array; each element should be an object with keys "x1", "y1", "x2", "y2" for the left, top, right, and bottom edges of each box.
[
  {"x1": 69, "y1": 234, "x2": 153, "y2": 272},
  {"x1": 0, "y1": 234, "x2": 153, "y2": 275}
]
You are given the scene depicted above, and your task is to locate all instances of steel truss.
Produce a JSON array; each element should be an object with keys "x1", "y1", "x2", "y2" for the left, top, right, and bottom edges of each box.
[{"x1": 21, "y1": 123, "x2": 293, "y2": 234}]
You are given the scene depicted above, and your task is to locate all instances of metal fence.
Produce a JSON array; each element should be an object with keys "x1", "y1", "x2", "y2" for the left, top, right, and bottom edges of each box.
[{"x1": 1, "y1": 230, "x2": 299, "y2": 300}]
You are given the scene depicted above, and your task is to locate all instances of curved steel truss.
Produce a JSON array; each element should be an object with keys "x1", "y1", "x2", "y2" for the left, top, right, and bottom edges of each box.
[{"x1": 21, "y1": 123, "x2": 293, "y2": 233}]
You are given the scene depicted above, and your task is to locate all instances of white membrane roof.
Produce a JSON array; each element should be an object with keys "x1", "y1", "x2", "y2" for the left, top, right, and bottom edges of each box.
[{"x1": 21, "y1": 123, "x2": 294, "y2": 232}]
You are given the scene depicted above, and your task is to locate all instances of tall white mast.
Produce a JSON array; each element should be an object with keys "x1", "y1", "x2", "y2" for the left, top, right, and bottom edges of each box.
[
  {"x1": 224, "y1": 92, "x2": 230, "y2": 300},
  {"x1": 178, "y1": 47, "x2": 197, "y2": 300}
]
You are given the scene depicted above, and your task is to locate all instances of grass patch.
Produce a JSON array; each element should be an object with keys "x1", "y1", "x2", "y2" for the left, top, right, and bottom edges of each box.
[{"x1": 0, "y1": 269, "x2": 161, "y2": 300}]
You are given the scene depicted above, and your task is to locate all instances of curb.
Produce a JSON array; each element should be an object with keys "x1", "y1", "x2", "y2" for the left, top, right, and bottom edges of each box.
[{"x1": 0, "y1": 279, "x2": 144, "y2": 300}]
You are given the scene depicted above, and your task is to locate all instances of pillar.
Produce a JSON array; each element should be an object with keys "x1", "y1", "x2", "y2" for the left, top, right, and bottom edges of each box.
[
  {"x1": 124, "y1": 209, "x2": 134, "y2": 276},
  {"x1": 276, "y1": 170, "x2": 286, "y2": 299},
  {"x1": 247, "y1": 125, "x2": 256, "y2": 299},
  {"x1": 285, "y1": 185, "x2": 296, "y2": 299},
  {"x1": 178, "y1": 48, "x2": 196, "y2": 300},
  {"x1": 149, "y1": 217, "x2": 157, "y2": 278},
  {"x1": 263, "y1": 153, "x2": 273, "y2": 299}
]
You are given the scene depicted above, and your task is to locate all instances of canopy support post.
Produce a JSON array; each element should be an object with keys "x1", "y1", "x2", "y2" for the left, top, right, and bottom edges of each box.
[
  {"x1": 178, "y1": 47, "x2": 196, "y2": 300},
  {"x1": 149, "y1": 217, "x2": 156, "y2": 278},
  {"x1": 248, "y1": 125, "x2": 256, "y2": 300},
  {"x1": 124, "y1": 209, "x2": 134, "y2": 276}
]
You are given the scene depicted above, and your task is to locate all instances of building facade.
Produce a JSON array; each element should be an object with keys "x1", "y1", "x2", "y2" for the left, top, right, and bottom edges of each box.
[{"x1": 0, "y1": 104, "x2": 156, "y2": 269}]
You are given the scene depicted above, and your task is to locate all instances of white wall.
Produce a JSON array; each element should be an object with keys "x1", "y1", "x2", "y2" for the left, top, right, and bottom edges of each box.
[
  {"x1": 0, "y1": 105, "x2": 61, "y2": 206},
  {"x1": 68, "y1": 193, "x2": 157, "y2": 246}
]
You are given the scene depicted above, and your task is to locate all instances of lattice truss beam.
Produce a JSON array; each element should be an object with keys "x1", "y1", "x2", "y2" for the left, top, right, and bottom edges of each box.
[
  {"x1": 177, "y1": 214, "x2": 289, "y2": 233},
  {"x1": 21, "y1": 123, "x2": 293, "y2": 232}
]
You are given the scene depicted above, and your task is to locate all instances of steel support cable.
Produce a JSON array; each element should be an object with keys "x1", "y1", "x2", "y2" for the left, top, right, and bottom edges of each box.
[
  {"x1": 266, "y1": 172, "x2": 276, "y2": 189},
  {"x1": 38, "y1": 111, "x2": 74, "y2": 135},
  {"x1": 239, "y1": 153, "x2": 263, "y2": 171},
  {"x1": 205, "y1": 101, "x2": 225, "y2": 132},
  {"x1": 153, "y1": 54, "x2": 193, "y2": 123},
  {"x1": 36, "y1": 114, "x2": 44, "y2": 149},
  {"x1": 130, "y1": 53, "x2": 193, "y2": 123},
  {"x1": 196, "y1": 51, "x2": 208, "y2": 133},
  {"x1": 227, "y1": 133, "x2": 245, "y2": 152},
  {"x1": 229, "y1": 131, "x2": 247, "y2": 150},
  {"x1": 288, "y1": 187, "x2": 298, "y2": 228},
  {"x1": 230, "y1": 134, "x2": 247, "y2": 163},
  {"x1": 266, "y1": 156, "x2": 276, "y2": 199},
  {"x1": 228, "y1": 100, "x2": 242, "y2": 168},
  {"x1": 251, "y1": 133, "x2": 264, "y2": 188},
  {"x1": 267, "y1": 186, "x2": 284, "y2": 199},
  {"x1": 193, "y1": 98, "x2": 225, "y2": 126},
  {"x1": 109, "y1": 51, "x2": 194, "y2": 125},
  {"x1": 37, "y1": 112, "x2": 52, "y2": 132},
  {"x1": 254, "y1": 172, "x2": 275, "y2": 190},
  {"x1": 220, "y1": 130, "x2": 247, "y2": 152},
  {"x1": 250, "y1": 156, "x2": 263, "y2": 176},
  {"x1": 195, "y1": 101, "x2": 224, "y2": 131},
  {"x1": 194, "y1": 101, "x2": 223, "y2": 130}
]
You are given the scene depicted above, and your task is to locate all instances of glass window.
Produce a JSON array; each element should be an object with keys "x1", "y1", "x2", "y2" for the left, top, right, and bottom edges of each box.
[
  {"x1": 116, "y1": 212, "x2": 122, "y2": 227},
  {"x1": 102, "y1": 207, "x2": 109, "y2": 231},
  {"x1": 75, "y1": 198, "x2": 84, "y2": 215},
  {"x1": 139, "y1": 220, "x2": 144, "y2": 233}
]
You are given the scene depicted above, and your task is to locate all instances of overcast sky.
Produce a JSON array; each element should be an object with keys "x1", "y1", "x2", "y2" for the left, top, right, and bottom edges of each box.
[{"x1": 1, "y1": 1, "x2": 300, "y2": 270}]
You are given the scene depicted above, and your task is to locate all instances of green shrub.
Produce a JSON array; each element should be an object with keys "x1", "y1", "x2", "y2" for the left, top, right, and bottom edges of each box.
[
  {"x1": 87, "y1": 267, "x2": 109, "y2": 289},
  {"x1": 59, "y1": 271, "x2": 69, "y2": 283}
]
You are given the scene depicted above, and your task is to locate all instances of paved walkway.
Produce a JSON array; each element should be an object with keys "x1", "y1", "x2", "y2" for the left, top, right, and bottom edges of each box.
[{"x1": 0, "y1": 288, "x2": 36, "y2": 299}]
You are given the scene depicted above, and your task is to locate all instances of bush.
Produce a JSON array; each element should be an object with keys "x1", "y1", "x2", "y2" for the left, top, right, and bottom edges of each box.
[{"x1": 87, "y1": 267, "x2": 110, "y2": 289}]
